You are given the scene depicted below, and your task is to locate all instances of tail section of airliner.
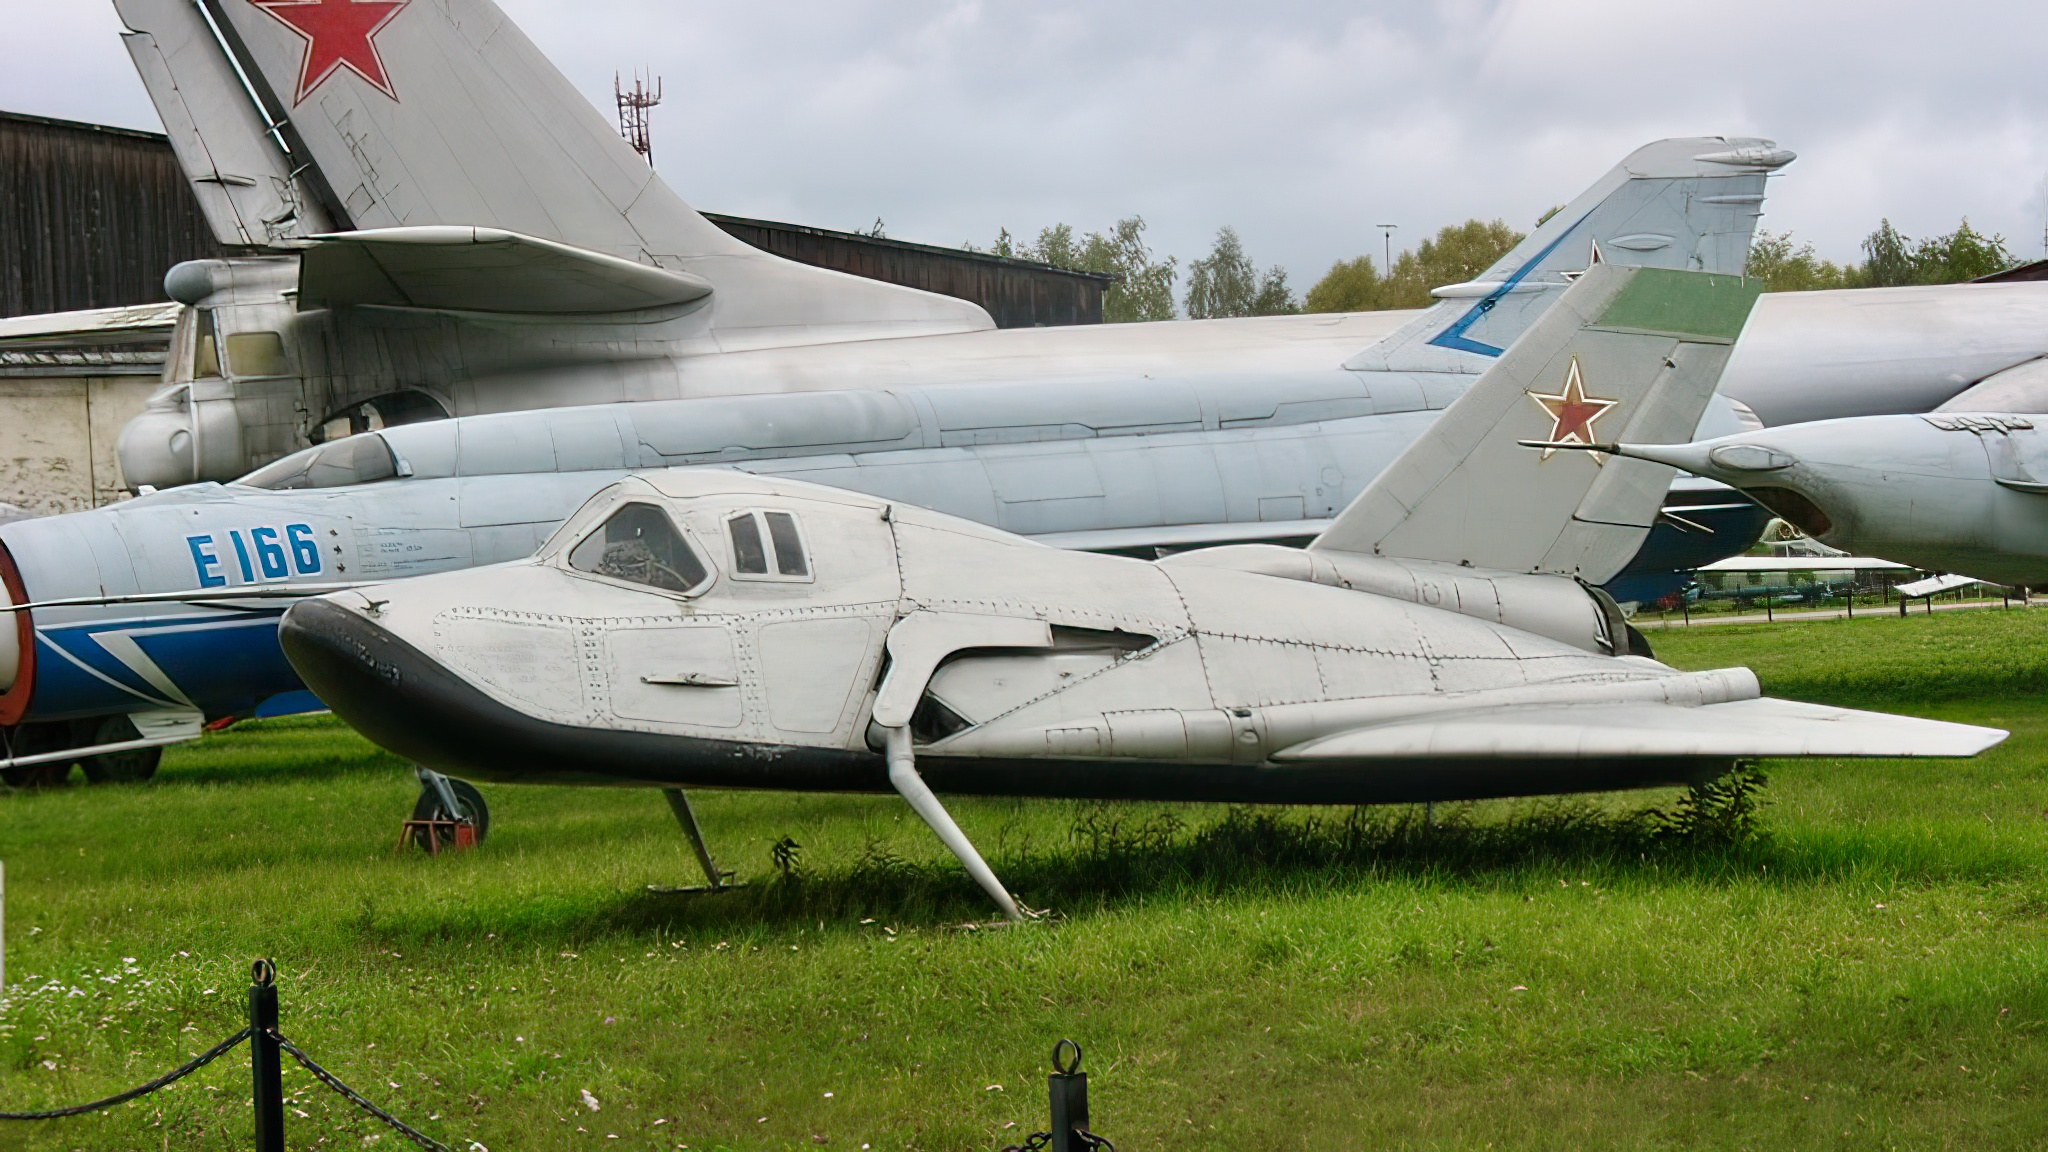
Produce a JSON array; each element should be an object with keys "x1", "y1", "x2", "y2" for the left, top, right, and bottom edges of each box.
[{"x1": 114, "y1": 0, "x2": 993, "y2": 343}]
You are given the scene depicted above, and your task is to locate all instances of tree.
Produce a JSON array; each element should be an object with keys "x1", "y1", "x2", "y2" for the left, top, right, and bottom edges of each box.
[
  {"x1": 1905, "y1": 219, "x2": 2016, "y2": 283},
  {"x1": 1022, "y1": 223, "x2": 1080, "y2": 269},
  {"x1": 1858, "y1": 218, "x2": 2017, "y2": 287},
  {"x1": 1745, "y1": 230, "x2": 1857, "y2": 292},
  {"x1": 1075, "y1": 217, "x2": 1179, "y2": 323},
  {"x1": 1186, "y1": 227, "x2": 1296, "y2": 318},
  {"x1": 1859, "y1": 219, "x2": 1915, "y2": 288},
  {"x1": 1305, "y1": 255, "x2": 1380, "y2": 312},
  {"x1": 992, "y1": 217, "x2": 1180, "y2": 322},
  {"x1": 1305, "y1": 218, "x2": 1522, "y2": 312}
]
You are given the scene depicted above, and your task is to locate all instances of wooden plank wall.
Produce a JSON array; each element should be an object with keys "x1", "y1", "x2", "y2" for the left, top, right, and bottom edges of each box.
[
  {"x1": 0, "y1": 112, "x2": 226, "y2": 319},
  {"x1": 0, "y1": 111, "x2": 1107, "y2": 329},
  {"x1": 705, "y1": 214, "x2": 1108, "y2": 329}
]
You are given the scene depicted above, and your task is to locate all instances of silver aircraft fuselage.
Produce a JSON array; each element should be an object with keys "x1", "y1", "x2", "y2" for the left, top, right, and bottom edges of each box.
[{"x1": 1610, "y1": 413, "x2": 2048, "y2": 588}]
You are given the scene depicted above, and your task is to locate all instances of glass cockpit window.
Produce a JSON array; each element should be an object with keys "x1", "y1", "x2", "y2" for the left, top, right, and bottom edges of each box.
[
  {"x1": 765, "y1": 512, "x2": 808, "y2": 577},
  {"x1": 193, "y1": 311, "x2": 221, "y2": 379},
  {"x1": 728, "y1": 514, "x2": 768, "y2": 575},
  {"x1": 726, "y1": 510, "x2": 812, "y2": 581},
  {"x1": 570, "y1": 503, "x2": 710, "y2": 594},
  {"x1": 225, "y1": 332, "x2": 289, "y2": 378},
  {"x1": 237, "y1": 434, "x2": 399, "y2": 491}
]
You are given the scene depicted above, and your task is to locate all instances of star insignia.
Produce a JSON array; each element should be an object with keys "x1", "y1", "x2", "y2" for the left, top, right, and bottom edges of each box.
[
  {"x1": 1559, "y1": 239, "x2": 1605, "y2": 283},
  {"x1": 250, "y1": 0, "x2": 412, "y2": 105},
  {"x1": 1527, "y1": 356, "x2": 1619, "y2": 459}
]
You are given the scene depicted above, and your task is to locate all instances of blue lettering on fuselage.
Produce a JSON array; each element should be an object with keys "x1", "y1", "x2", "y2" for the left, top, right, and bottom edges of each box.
[
  {"x1": 185, "y1": 523, "x2": 323, "y2": 587},
  {"x1": 186, "y1": 536, "x2": 226, "y2": 588}
]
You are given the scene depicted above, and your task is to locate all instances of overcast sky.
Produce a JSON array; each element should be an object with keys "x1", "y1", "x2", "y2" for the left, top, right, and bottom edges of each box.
[{"x1": 9, "y1": 1, "x2": 2048, "y2": 291}]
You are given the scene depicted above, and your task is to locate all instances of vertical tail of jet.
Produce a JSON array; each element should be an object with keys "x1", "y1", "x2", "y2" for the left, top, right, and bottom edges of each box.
[
  {"x1": 1312, "y1": 264, "x2": 1762, "y2": 583},
  {"x1": 114, "y1": 0, "x2": 992, "y2": 342},
  {"x1": 1348, "y1": 137, "x2": 1790, "y2": 376}
]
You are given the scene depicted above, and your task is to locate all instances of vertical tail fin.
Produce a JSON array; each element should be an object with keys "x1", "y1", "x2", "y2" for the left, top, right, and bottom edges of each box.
[
  {"x1": 116, "y1": 0, "x2": 992, "y2": 341},
  {"x1": 1348, "y1": 137, "x2": 1790, "y2": 376},
  {"x1": 117, "y1": 0, "x2": 338, "y2": 246},
  {"x1": 1312, "y1": 265, "x2": 1762, "y2": 582}
]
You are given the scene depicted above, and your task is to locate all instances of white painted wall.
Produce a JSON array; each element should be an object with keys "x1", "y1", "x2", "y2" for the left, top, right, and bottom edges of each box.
[{"x1": 0, "y1": 377, "x2": 159, "y2": 514}]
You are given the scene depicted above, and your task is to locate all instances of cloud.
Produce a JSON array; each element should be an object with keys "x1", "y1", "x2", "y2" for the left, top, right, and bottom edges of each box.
[{"x1": 8, "y1": 0, "x2": 2048, "y2": 288}]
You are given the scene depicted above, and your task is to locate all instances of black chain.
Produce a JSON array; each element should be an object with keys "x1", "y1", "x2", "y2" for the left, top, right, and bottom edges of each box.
[
  {"x1": 273, "y1": 1032, "x2": 453, "y2": 1152},
  {"x1": 0, "y1": 1027, "x2": 252, "y2": 1120},
  {"x1": 1001, "y1": 1130, "x2": 1114, "y2": 1152}
]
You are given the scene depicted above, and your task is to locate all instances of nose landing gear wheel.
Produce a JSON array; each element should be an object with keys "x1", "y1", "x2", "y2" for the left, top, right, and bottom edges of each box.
[
  {"x1": 407, "y1": 774, "x2": 490, "y2": 854},
  {"x1": 78, "y1": 716, "x2": 163, "y2": 784}
]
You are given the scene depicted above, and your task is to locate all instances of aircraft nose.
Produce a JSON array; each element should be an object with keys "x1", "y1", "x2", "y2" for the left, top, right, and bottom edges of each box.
[
  {"x1": 279, "y1": 597, "x2": 453, "y2": 766},
  {"x1": 281, "y1": 596, "x2": 613, "y2": 784}
]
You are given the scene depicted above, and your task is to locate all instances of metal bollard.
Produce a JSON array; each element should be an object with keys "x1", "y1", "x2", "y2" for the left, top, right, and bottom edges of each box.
[
  {"x1": 1048, "y1": 1039, "x2": 1089, "y2": 1152},
  {"x1": 250, "y1": 960, "x2": 285, "y2": 1152}
]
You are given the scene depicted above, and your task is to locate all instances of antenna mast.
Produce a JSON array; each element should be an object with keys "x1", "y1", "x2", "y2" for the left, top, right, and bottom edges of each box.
[{"x1": 616, "y1": 71, "x2": 663, "y2": 166}]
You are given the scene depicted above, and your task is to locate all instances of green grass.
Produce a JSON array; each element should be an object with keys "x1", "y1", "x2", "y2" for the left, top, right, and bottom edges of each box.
[{"x1": 5, "y1": 609, "x2": 2048, "y2": 1148}]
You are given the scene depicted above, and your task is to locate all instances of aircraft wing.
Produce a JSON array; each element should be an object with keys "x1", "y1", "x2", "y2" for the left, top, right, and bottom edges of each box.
[
  {"x1": 1271, "y1": 697, "x2": 2003, "y2": 761},
  {"x1": 297, "y1": 227, "x2": 714, "y2": 314}
]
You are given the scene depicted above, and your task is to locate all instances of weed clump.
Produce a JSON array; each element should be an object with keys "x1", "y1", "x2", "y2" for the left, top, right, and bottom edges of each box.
[{"x1": 743, "y1": 769, "x2": 1770, "y2": 923}]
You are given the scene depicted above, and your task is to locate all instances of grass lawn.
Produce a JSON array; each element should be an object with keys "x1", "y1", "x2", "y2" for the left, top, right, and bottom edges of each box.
[{"x1": 3, "y1": 608, "x2": 2048, "y2": 1149}]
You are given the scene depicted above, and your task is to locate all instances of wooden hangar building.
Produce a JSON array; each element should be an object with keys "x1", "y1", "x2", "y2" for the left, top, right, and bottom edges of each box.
[{"x1": 0, "y1": 109, "x2": 1110, "y2": 515}]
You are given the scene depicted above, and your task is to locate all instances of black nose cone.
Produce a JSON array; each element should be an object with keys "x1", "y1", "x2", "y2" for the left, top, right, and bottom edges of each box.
[{"x1": 279, "y1": 597, "x2": 471, "y2": 772}]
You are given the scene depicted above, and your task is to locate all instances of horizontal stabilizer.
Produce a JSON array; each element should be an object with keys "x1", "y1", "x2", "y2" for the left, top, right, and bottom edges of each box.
[
  {"x1": 298, "y1": 228, "x2": 714, "y2": 314},
  {"x1": 1272, "y1": 697, "x2": 2004, "y2": 762}
]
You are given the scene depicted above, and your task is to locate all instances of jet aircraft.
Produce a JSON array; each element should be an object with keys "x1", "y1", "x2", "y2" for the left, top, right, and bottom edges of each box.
[
  {"x1": 1581, "y1": 405, "x2": 2048, "y2": 589},
  {"x1": 275, "y1": 266, "x2": 2003, "y2": 916}
]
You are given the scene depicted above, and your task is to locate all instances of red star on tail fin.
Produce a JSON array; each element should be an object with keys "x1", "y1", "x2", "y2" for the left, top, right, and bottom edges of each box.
[
  {"x1": 251, "y1": 0, "x2": 411, "y2": 105},
  {"x1": 1526, "y1": 356, "x2": 1619, "y2": 459}
]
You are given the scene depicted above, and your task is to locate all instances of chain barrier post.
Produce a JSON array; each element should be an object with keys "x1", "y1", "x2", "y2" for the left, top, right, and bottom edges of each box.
[
  {"x1": 249, "y1": 959, "x2": 285, "y2": 1152},
  {"x1": 1048, "y1": 1039, "x2": 1088, "y2": 1152}
]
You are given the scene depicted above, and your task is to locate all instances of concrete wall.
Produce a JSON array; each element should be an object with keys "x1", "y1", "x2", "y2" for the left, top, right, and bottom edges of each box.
[{"x1": 0, "y1": 376, "x2": 159, "y2": 514}]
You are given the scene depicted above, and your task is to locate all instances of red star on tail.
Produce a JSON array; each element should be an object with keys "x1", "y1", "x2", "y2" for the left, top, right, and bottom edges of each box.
[
  {"x1": 1527, "y1": 356, "x2": 1619, "y2": 460},
  {"x1": 251, "y1": 0, "x2": 411, "y2": 105}
]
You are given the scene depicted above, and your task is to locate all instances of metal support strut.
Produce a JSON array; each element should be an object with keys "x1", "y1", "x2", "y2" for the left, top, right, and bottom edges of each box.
[
  {"x1": 663, "y1": 788, "x2": 736, "y2": 890},
  {"x1": 884, "y1": 726, "x2": 1024, "y2": 922}
]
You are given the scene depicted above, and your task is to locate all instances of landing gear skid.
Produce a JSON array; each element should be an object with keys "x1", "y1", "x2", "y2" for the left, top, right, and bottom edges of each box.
[
  {"x1": 885, "y1": 727, "x2": 1027, "y2": 923},
  {"x1": 647, "y1": 788, "x2": 745, "y2": 895},
  {"x1": 399, "y1": 768, "x2": 489, "y2": 855}
]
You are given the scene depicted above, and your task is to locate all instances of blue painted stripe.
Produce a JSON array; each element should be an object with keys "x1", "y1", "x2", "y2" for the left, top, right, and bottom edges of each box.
[{"x1": 1425, "y1": 213, "x2": 1590, "y2": 357}]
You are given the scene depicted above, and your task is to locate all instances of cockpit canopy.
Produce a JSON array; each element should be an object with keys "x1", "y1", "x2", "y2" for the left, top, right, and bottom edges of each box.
[{"x1": 568, "y1": 502, "x2": 711, "y2": 594}]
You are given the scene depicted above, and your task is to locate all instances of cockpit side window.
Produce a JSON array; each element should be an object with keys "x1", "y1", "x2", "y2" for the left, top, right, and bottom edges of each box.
[
  {"x1": 225, "y1": 332, "x2": 289, "y2": 378},
  {"x1": 765, "y1": 512, "x2": 809, "y2": 577},
  {"x1": 728, "y1": 513, "x2": 768, "y2": 575},
  {"x1": 570, "y1": 503, "x2": 711, "y2": 594},
  {"x1": 237, "y1": 434, "x2": 399, "y2": 491},
  {"x1": 726, "y1": 510, "x2": 812, "y2": 582},
  {"x1": 193, "y1": 310, "x2": 221, "y2": 379}
]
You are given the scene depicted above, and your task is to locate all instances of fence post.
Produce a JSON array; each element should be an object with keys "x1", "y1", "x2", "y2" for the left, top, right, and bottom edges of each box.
[
  {"x1": 1048, "y1": 1040, "x2": 1089, "y2": 1152},
  {"x1": 250, "y1": 960, "x2": 285, "y2": 1152}
]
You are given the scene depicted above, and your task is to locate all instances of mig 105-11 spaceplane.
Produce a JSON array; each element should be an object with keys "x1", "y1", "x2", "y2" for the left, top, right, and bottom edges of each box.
[{"x1": 276, "y1": 266, "x2": 2004, "y2": 917}]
